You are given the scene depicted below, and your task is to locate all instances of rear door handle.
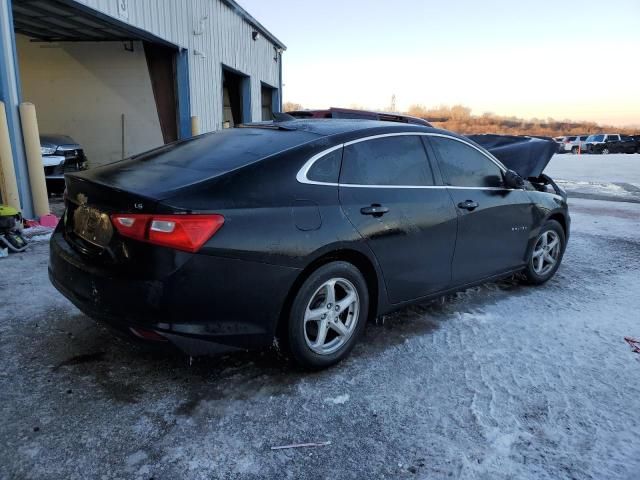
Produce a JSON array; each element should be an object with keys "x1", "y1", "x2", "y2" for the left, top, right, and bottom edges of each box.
[
  {"x1": 457, "y1": 200, "x2": 479, "y2": 211},
  {"x1": 360, "y1": 204, "x2": 389, "y2": 217}
]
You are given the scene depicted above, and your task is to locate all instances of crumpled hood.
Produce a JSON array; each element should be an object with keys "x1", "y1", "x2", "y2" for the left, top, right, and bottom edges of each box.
[{"x1": 466, "y1": 134, "x2": 557, "y2": 178}]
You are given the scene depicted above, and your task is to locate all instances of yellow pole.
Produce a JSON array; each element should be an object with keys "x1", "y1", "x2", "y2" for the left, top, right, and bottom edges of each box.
[
  {"x1": 191, "y1": 115, "x2": 199, "y2": 136},
  {"x1": 19, "y1": 102, "x2": 49, "y2": 218},
  {"x1": 0, "y1": 101, "x2": 21, "y2": 210}
]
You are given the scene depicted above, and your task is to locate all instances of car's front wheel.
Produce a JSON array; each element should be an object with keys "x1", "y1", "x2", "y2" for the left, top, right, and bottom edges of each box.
[
  {"x1": 602, "y1": 147, "x2": 610, "y2": 155},
  {"x1": 523, "y1": 220, "x2": 566, "y2": 285},
  {"x1": 287, "y1": 261, "x2": 369, "y2": 369}
]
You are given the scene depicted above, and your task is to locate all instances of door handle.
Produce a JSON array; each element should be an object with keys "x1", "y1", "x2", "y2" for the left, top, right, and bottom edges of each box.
[
  {"x1": 360, "y1": 204, "x2": 389, "y2": 217},
  {"x1": 457, "y1": 200, "x2": 479, "y2": 211}
]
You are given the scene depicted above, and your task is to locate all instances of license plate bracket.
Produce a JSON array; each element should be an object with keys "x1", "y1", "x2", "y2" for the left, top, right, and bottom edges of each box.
[{"x1": 73, "y1": 206, "x2": 114, "y2": 247}]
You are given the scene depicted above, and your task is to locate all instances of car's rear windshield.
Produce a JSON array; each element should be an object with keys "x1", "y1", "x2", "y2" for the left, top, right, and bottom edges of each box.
[
  {"x1": 131, "y1": 127, "x2": 319, "y2": 173},
  {"x1": 84, "y1": 127, "x2": 320, "y2": 197}
]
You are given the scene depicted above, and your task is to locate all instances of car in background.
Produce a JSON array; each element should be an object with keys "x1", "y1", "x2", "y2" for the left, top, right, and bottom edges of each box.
[
  {"x1": 584, "y1": 134, "x2": 623, "y2": 154},
  {"x1": 553, "y1": 136, "x2": 565, "y2": 153},
  {"x1": 563, "y1": 135, "x2": 590, "y2": 154},
  {"x1": 49, "y1": 120, "x2": 569, "y2": 369},
  {"x1": 613, "y1": 135, "x2": 640, "y2": 154},
  {"x1": 41, "y1": 134, "x2": 88, "y2": 193},
  {"x1": 554, "y1": 135, "x2": 589, "y2": 154},
  {"x1": 286, "y1": 107, "x2": 432, "y2": 126},
  {"x1": 585, "y1": 134, "x2": 639, "y2": 154}
]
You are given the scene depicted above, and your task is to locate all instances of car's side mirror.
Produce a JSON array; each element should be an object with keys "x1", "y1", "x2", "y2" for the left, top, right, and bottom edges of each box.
[{"x1": 503, "y1": 169, "x2": 525, "y2": 189}]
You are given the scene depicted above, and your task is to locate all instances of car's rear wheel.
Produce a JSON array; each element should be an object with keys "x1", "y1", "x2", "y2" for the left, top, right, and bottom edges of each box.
[
  {"x1": 523, "y1": 220, "x2": 566, "y2": 285},
  {"x1": 571, "y1": 146, "x2": 578, "y2": 154},
  {"x1": 287, "y1": 261, "x2": 368, "y2": 369}
]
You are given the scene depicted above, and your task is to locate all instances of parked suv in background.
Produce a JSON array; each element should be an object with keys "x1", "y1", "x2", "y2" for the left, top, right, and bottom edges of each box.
[
  {"x1": 585, "y1": 134, "x2": 639, "y2": 154},
  {"x1": 613, "y1": 135, "x2": 640, "y2": 154},
  {"x1": 558, "y1": 135, "x2": 589, "y2": 154},
  {"x1": 585, "y1": 134, "x2": 621, "y2": 154},
  {"x1": 40, "y1": 134, "x2": 88, "y2": 193}
]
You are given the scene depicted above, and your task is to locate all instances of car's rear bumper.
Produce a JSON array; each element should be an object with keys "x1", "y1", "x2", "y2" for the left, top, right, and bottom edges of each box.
[{"x1": 48, "y1": 229, "x2": 301, "y2": 355}]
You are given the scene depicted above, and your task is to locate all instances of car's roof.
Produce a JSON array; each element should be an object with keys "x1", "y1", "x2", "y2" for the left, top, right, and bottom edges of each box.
[{"x1": 246, "y1": 118, "x2": 437, "y2": 137}]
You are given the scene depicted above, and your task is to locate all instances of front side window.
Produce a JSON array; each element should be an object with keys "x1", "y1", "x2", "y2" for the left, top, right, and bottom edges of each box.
[
  {"x1": 340, "y1": 136, "x2": 434, "y2": 186},
  {"x1": 429, "y1": 136, "x2": 503, "y2": 188}
]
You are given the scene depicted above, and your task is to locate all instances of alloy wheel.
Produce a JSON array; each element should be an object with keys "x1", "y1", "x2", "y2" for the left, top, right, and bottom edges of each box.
[
  {"x1": 532, "y1": 230, "x2": 561, "y2": 276},
  {"x1": 303, "y1": 278, "x2": 360, "y2": 355},
  {"x1": 602, "y1": 148, "x2": 610, "y2": 155}
]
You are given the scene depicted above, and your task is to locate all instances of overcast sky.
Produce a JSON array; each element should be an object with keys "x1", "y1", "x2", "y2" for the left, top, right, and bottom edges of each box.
[{"x1": 238, "y1": 0, "x2": 640, "y2": 126}]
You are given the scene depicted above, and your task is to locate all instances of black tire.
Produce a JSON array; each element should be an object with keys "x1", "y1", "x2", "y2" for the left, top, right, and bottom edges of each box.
[
  {"x1": 286, "y1": 261, "x2": 369, "y2": 369},
  {"x1": 523, "y1": 220, "x2": 566, "y2": 285},
  {"x1": 571, "y1": 146, "x2": 578, "y2": 154},
  {"x1": 602, "y1": 147, "x2": 610, "y2": 155}
]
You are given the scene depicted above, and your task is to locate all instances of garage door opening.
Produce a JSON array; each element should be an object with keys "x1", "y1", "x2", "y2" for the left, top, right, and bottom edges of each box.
[
  {"x1": 11, "y1": 0, "x2": 190, "y2": 191},
  {"x1": 261, "y1": 84, "x2": 275, "y2": 121},
  {"x1": 222, "y1": 67, "x2": 250, "y2": 127}
]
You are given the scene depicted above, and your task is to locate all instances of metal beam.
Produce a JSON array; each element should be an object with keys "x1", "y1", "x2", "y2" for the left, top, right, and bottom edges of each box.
[
  {"x1": 0, "y1": 0, "x2": 32, "y2": 216},
  {"x1": 176, "y1": 48, "x2": 192, "y2": 140},
  {"x1": 13, "y1": 1, "x2": 137, "y2": 41}
]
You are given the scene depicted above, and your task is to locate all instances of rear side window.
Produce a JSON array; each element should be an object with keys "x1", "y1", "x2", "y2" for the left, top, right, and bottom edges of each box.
[
  {"x1": 340, "y1": 136, "x2": 434, "y2": 186},
  {"x1": 580, "y1": 136, "x2": 588, "y2": 141},
  {"x1": 429, "y1": 136, "x2": 503, "y2": 188},
  {"x1": 567, "y1": 136, "x2": 577, "y2": 141},
  {"x1": 307, "y1": 148, "x2": 342, "y2": 183}
]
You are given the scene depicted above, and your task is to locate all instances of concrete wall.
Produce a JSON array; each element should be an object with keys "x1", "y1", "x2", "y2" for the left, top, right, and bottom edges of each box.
[{"x1": 16, "y1": 35, "x2": 163, "y2": 166}]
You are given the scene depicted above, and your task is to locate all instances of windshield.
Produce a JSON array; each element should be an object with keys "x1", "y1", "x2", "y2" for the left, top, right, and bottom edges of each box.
[{"x1": 587, "y1": 135, "x2": 605, "y2": 142}]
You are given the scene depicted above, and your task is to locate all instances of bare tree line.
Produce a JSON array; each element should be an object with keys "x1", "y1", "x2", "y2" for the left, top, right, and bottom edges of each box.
[{"x1": 283, "y1": 102, "x2": 639, "y2": 136}]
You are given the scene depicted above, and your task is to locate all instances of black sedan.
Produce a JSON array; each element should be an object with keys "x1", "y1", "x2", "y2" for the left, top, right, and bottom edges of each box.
[
  {"x1": 49, "y1": 120, "x2": 569, "y2": 369},
  {"x1": 41, "y1": 134, "x2": 88, "y2": 193}
]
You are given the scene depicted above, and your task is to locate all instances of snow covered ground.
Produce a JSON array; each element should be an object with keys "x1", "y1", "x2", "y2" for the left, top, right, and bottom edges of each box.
[
  {"x1": 1, "y1": 189, "x2": 639, "y2": 479},
  {"x1": 546, "y1": 153, "x2": 640, "y2": 202}
]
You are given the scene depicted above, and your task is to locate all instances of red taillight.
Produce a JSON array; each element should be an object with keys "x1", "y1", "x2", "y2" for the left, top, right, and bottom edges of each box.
[
  {"x1": 112, "y1": 213, "x2": 150, "y2": 240},
  {"x1": 110, "y1": 213, "x2": 224, "y2": 253}
]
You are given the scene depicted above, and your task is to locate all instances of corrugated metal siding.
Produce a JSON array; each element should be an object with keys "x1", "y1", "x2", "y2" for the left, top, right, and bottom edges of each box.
[{"x1": 71, "y1": 0, "x2": 281, "y2": 132}]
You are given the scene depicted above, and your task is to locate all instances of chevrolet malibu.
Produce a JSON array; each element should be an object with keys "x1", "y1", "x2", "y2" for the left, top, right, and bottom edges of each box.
[{"x1": 49, "y1": 120, "x2": 569, "y2": 369}]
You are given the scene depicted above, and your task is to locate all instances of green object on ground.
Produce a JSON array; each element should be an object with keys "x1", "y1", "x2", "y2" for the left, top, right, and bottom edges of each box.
[{"x1": 0, "y1": 204, "x2": 20, "y2": 218}]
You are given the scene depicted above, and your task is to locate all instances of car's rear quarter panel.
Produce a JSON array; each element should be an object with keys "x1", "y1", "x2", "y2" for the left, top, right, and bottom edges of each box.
[{"x1": 157, "y1": 138, "x2": 383, "y2": 337}]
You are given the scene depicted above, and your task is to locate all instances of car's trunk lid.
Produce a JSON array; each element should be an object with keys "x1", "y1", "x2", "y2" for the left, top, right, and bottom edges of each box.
[{"x1": 466, "y1": 134, "x2": 557, "y2": 179}]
